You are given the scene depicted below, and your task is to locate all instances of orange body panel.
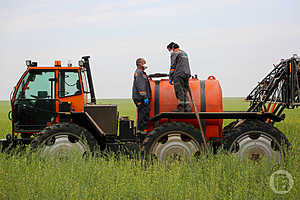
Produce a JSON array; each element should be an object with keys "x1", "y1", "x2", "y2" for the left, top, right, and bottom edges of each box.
[
  {"x1": 83, "y1": 93, "x2": 88, "y2": 105},
  {"x1": 57, "y1": 95, "x2": 84, "y2": 112},
  {"x1": 148, "y1": 77, "x2": 223, "y2": 139}
]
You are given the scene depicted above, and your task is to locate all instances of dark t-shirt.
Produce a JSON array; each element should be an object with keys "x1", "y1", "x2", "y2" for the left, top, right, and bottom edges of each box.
[{"x1": 169, "y1": 49, "x2": 191, "y2": 80}]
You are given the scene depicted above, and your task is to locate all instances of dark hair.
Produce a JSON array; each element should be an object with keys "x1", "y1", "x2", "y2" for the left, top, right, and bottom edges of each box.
[
  {"x1": 167, "y1": 42, "x2": 179, "y2": 50},
  {"x1": 136, "y1": 58, "x2": 144, "y2": 66}
]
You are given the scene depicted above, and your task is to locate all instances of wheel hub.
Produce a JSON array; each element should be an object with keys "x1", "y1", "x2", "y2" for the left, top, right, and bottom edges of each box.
[
  {"x1": 40, "y1": 134, "x2": 87, "y2": 158},
  {"x1": 231, "y1": 132, "x2": 282, "y2": 163},
  {"x1": 248, "y1": 148, "x2": 265, "y2": 161},
  {"x1": 151, "y1": 133, "x2": 201, "y2": 163}
]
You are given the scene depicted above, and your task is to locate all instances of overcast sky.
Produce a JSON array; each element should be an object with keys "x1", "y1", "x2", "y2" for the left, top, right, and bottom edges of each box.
[{"x1": 1, "y1": 0, "x2": 299, "y2": 100}]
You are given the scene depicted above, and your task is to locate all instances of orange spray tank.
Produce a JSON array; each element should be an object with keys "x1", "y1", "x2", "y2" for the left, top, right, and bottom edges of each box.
[{"x1": 147, "y1": 76, "x2": 223, "y2": 139}]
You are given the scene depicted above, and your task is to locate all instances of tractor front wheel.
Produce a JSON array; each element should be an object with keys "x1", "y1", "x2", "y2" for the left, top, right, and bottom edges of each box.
[
  {"x1": 142, "y1": 122, "x2": 204, "y2": 163},
  {"x1": 31, "y1": 123, "x2": 98, "y2": 158}
]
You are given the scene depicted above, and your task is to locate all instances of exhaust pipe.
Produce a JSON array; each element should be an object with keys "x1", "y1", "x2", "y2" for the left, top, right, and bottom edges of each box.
[{"x1": 82, "y1": 56, "x2": 97, "y2": 104}]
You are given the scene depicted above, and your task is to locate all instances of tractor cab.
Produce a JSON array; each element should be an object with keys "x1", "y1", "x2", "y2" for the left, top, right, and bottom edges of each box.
[
  {"x1": 10, "y1": 56, "x2": 122, "y2": 146},
  {"x1": 11, "y1": 59, "x2": 89, "y2": 134}
]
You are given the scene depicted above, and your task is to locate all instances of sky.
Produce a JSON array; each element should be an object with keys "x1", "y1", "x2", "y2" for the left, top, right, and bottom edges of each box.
[{"x1": 0, "y1": 0, "x2": 299, "y2": 100}]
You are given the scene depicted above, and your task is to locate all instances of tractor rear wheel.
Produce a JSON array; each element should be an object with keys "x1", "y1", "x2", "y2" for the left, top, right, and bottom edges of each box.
[
  {"x1": 31, "y1": 123, "x2": 98, "y2": 158},
  {"x1": 223, "y1": 120, "x2": 290, "y2": 163},
  {"x1": 142, "y1": 122, "x2": 204, "y2": 163}
]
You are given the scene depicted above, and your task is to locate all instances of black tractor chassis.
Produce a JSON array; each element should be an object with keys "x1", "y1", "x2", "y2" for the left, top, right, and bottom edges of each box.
[
  {"x1": 150, "y1": 111, "x2": 283, "y2": 122},
  {"x1": 0, "y1": 111, "x2": 283, "y2": 153},
  {"x1": 0, "y1": 135, "x2": 32, "y2": 153}
]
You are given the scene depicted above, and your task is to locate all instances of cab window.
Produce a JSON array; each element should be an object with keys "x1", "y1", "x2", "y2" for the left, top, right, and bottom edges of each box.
[
  {"x1": 15, "y1": 70, "x2": 56, "y2": 100},
  {"x1": 25, "y1": 71, "x2": 55, "y2": 99},
  {"x1": 59, "y1": 70, "x2": 82, "y2": 98}
]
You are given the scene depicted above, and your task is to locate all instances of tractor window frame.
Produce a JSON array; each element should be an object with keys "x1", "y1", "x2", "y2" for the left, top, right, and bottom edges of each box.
[
  {"x1": 15, "y1": 69, "x2": 56, "y2": 101},
  {"x1": 81, "y1": 69, "x2": 89, "y2": 93},
  {"x1": 58, "y1": 69, "x2": 82, "y2": 98},
  {"x1": 14, "y1": 72, "x2": 30, "y2": 101}
]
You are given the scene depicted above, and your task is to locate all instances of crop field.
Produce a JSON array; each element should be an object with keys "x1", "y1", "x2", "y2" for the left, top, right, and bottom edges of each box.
[{"x1": 0, "y1": 98, "x2": 299, "y2": 199}]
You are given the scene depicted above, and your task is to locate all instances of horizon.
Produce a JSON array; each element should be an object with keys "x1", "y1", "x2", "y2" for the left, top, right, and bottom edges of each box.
[{"x1": 0, "y1": 96, "x2": 247, "y2": 101}]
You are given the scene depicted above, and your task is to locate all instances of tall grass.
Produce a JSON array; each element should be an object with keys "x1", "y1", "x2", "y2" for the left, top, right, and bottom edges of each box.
[{"x1": 0, "y1": 99, "x2": 299, "y2": 199}]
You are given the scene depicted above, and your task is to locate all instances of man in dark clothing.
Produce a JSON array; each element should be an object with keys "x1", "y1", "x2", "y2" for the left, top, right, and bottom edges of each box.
[
  {"x1": 132, "y1": 58, "x2": 152, "y2": 134},
  {"x1": 167, "y1": 42, "x2": 192, "y2": 112}
]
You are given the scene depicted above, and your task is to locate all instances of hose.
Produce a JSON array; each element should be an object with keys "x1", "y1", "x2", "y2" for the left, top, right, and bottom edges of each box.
[{"x1": 187, "y1": 85, "x2": 209, "y2": 153}]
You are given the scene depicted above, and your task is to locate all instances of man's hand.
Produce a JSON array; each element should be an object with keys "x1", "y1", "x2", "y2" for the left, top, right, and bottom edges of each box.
[
  {"x1": 144, "y1": 98, "x2": 149, "y2": 105},
  {"x1": 169, "y1": 79, "x2": 173, "y2": 85}
]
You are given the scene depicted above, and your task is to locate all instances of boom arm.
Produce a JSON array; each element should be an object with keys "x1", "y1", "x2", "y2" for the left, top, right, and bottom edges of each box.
[{"x1": 246, "y1": 55, "x2": 300, "y2": 122}]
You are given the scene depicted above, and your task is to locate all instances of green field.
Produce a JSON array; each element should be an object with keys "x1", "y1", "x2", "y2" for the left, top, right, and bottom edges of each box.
[{"x1": 0, "y1": 98, "x2": 299, "y2": 199}]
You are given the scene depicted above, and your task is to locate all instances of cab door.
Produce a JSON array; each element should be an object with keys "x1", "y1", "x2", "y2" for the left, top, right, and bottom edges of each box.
[
  {"x1": 12, "y1": 70, "x2": 57, "y2": 132},
  {"x1": 57, "y1": 69, "x2": 84, "y2": 113}
]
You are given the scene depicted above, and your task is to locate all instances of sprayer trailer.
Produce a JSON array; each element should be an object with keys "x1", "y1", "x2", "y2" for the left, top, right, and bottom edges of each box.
[{"x1": 1, "y1": 55, "x2": 298, "y2": 163}]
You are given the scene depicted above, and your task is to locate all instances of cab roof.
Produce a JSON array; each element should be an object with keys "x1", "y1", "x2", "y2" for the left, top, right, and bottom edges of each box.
[{"x1": 28, "y1": 66, "x2": 82, "y2": 70}]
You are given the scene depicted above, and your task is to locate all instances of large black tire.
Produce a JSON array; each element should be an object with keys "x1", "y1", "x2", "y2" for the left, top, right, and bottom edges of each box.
[
  {"x1": 223, "y1": 120, "x2": 290, "y2": 163},
  {"x1": 142, "y1": 122, "x2": 204, "y2": 162},
  {"x1": 31, "y1": 123, "x2": 98, "y2": 157},
  {"x1": 222, "y1": 120, "x2": 239, "y2": 139}
]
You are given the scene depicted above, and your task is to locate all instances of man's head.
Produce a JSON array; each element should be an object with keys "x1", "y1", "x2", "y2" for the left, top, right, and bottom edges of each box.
[
  {"x1": 167, "y1": 42, "x2": 180, "y2": 52},
  {"x1": 136, "y1": 58, "x2": 147, "y2": 70}
]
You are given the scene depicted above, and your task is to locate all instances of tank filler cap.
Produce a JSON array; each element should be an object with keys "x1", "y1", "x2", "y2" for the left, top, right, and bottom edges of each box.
[{"x1": 207, "y1": 76, "x2": 216, "y2": 80}]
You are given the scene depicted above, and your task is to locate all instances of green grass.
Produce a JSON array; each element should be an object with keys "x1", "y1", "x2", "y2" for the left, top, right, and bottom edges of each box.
[
  {"x1": 0, "y1": 101, "x2": 11, "y2": 137},
  {"x1": 0, "y1": 98, "x2": 299, "y2": 199}
]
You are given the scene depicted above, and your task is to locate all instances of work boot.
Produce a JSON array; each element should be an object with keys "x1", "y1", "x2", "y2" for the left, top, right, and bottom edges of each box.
[
  {"x1": 184, "y1": 104, "x2": 192, "y2": 112},
  {"x1": 172, "y1": 104, "x2": 184, "y2": 112}
]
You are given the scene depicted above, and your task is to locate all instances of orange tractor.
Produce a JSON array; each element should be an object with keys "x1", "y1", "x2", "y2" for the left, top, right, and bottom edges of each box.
[{"x1": 1, "y1": 55, "x2": 298, "y2": 162}]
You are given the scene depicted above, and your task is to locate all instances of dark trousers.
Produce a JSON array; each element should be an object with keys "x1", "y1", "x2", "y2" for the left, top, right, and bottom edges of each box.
[
  {"x1": 174, "y1": 76, "x2": 191, "y2": 109},
  {"x1": 134, "y1": 101, "x2": 150, "y2": 131}
]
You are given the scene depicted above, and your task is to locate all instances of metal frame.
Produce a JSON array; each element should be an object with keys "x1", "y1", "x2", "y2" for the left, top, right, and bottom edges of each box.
[
  {"x1": 245, "y1": 56, "x2": 300, "y2": 123},
  {"x1": 150, "y1": 111, "x2": 283, "y2": 122}
]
